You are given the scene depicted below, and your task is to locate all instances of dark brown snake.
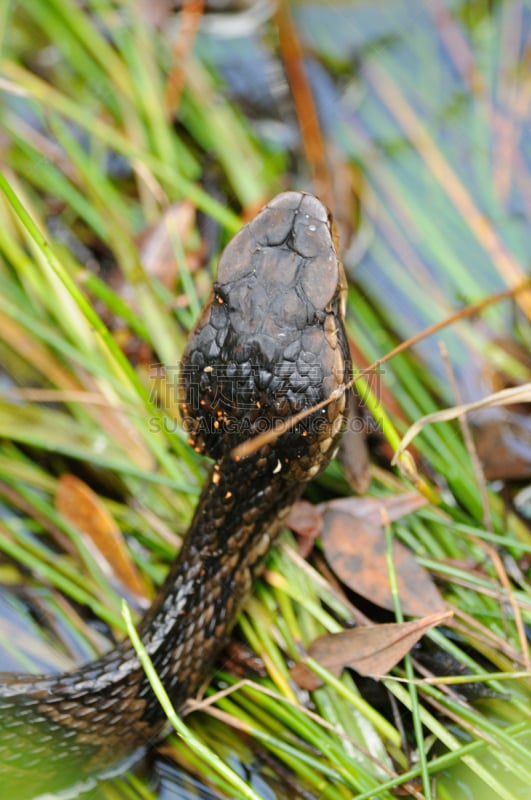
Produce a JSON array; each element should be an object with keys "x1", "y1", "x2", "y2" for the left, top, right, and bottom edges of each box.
[{"x1": 0, "y1": 191, "x2": 351, "y2": 798}]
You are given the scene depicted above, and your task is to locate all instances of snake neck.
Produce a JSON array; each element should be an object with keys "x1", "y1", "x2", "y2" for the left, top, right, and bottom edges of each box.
[{"x1": 136, "y1": 454, "x2": 301, "y2": 702}]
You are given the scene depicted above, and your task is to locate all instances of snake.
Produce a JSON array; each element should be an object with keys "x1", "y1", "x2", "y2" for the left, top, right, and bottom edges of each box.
[{"x1": 0, "y1": 191, "x2": 351, "y2": 799}]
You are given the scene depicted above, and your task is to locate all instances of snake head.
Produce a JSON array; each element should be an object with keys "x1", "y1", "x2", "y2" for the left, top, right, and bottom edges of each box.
[{"x1": 179, "y1": 191, "x2": 351, "y2": 483}]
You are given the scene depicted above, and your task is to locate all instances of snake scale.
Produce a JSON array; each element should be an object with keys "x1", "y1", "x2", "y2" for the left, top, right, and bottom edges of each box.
[{"x1": 0, "y1": 191, "x2": 351, "y2": 798}]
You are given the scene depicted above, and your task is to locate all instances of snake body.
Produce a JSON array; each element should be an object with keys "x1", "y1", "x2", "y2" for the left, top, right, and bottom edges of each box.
[{"x1": 0, "y1": 191, "x2": 351, "y2": 798}]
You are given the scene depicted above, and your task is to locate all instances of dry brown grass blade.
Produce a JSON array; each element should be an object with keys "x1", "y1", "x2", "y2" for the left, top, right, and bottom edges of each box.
[
  {"x1": 164, "y1": 0, "x2": 205, "y2": 115},
  {"x1": 276, "y1": 0, "x2": 333, "y2": 207},
  {"x1": 392, "y1": 383, "x2": 531, "y2": 465}
]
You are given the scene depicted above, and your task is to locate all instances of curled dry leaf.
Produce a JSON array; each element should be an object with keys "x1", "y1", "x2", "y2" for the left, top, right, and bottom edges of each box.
[
  {"x1": 321, "y1": 508, "x2": 445, "y2": 617},
  {"x1": 292, "y1": 610, "x2": 453, "y2": 688},
  {"x1": 56, "y1": 474, "x2": 148, "y2": 602}
]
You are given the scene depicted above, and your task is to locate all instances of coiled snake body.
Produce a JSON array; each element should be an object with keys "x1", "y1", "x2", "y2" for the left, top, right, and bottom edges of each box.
[{"x1": 0, "y1": 192, "x2": 351, "y2": 798}]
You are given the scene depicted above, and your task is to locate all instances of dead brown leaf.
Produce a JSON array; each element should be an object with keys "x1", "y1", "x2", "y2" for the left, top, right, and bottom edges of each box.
[
  {"x1": 319, "y1": 492, "x2": 428, "y2": 527},
  {"x1": 463, "y1": 338, "x2": 531, "y2": 480},
  {"x1": 138, "y1": 201, "x2": 197, "y2": 288},
  {"x1": 292, "y1": 610, "x2": 453, "y2": 687},
  {"x1": 472, "y1": 408, "x2": 531, "y2": 480},
  {"x1": 321, "y1": 508, "x2": 445, "y2": 616},
  {"x1": 286, "y1": 493, "x2": 427, "y2": 559},
  {"x1": 56, "y1": 475, "x2": 148, "y2": 600},
  {"x1": 285, "y1": 499, "x2": 323, "y2": 557}
]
